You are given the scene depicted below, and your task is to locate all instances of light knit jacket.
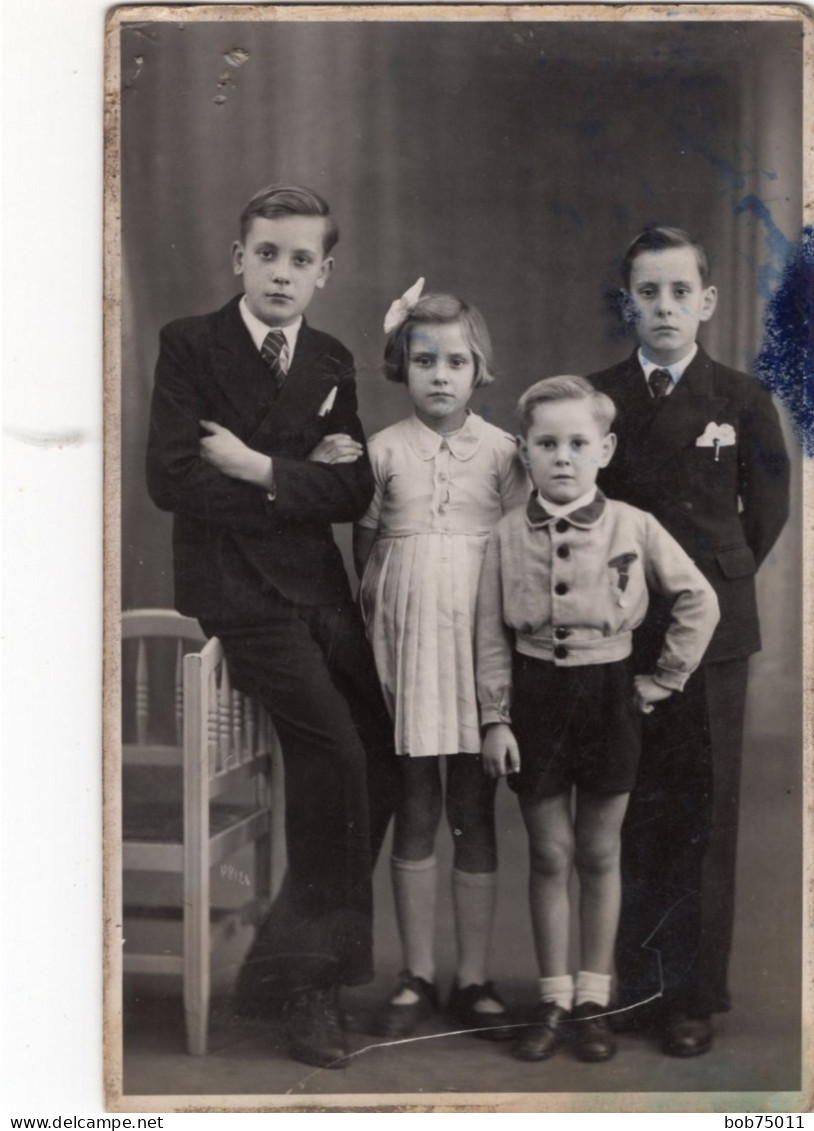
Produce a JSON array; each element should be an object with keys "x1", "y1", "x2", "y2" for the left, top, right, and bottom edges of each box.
[{"x1": 476, "y1": 491, "x2": 720, "y2": 726}]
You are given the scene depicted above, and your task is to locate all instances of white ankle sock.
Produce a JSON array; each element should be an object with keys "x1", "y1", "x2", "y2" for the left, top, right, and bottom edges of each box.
[
  {"x1": 538, "y1": 974, "x2": 574, "y2": 1011},
  {"x1": 574, "y1": 970, "x2": 612, "y2": 1009}
]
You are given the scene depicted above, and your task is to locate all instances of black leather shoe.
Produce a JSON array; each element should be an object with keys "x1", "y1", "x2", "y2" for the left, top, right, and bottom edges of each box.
[
  {"x1": 513, "y1": 1001, "x2": 570, "y2": 1061},
  {"x1": 571, "y1": 1001, "x2": 617, "y2": 1062},
  {"x1": 371, "y1": 971, "x2": 439, "y2": 1038},
  {"x1": 286, "y1": 985, "x2": 349, "y2": 1069},
  {"x1": 447, "y1": 981, "x2": 515, "y2": 1041},
  {"x1": 661, "y1": 1011, "x2": 713, "y2": 1058}
]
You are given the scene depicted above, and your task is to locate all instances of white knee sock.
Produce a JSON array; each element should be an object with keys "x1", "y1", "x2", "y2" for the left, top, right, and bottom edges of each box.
[
  {"x1": 574, "y1": 970, "x2": 612, "y2": 1009},
  {"x1": 538, "y1": 974, "x2": 574, "y2": 1011},
  {"x1": 451, "y1": 868, "x2": 497, "y2": 991},
  {"x1": 391, "y1": 855, "x2": 438, "y2": 984}
]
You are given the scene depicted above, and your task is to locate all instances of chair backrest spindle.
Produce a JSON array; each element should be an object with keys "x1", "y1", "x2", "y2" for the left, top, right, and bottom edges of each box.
[
  {"x1": 135, "y1": 638, "x2": 149, "y2": 745},
  {"x1": 174, "y1": 641, "x2": 184, "y2": 744}
]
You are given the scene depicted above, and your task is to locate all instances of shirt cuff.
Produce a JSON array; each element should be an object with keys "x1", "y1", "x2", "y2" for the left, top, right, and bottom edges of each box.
[
  {"x1": 479, "y1": 695, "x2": 512, "y2": 727},
  {"x1": 653, "y1": 666, "x2": 690, "y2": 692}
]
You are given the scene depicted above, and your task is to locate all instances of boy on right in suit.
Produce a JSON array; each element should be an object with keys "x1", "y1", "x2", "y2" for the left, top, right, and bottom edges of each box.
[{"x1": 589, "y1": 226, "x2": 790, "y2": 1057}]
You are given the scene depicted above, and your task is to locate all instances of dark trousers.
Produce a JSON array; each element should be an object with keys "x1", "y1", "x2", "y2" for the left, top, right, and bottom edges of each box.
[
  {"x1": 616, "y1": 657, "x2": 749, "y2": 1017},
  {"x1": 203, "y1": 594, "x2": 400, "y2": 1011}
]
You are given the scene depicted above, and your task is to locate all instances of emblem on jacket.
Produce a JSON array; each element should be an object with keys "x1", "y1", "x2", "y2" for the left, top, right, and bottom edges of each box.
[
  {"x1": 608, "y1": 552, "x2": 638, "y2": 607},
  {"x1": 696, "y1": 422, "x2": 736, "y2": 462}
]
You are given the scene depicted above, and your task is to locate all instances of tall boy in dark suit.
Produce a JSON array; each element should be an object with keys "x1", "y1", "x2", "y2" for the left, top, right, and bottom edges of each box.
[
  {"x1": 589, "y1": 226, "x2": 789, "y2": 1057},
  {"x1": 146, "y1": 184, "x2": 398, "y2": 1069}
]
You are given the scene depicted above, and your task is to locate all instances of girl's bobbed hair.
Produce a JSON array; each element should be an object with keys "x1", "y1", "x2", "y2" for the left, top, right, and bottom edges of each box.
[{"x1": 383, "y1": 293, "x2": 496, "y2": 387}]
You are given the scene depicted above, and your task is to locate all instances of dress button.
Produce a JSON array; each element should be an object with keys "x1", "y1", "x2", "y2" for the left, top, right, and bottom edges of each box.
[
  {"x1": 554, "y1": 582, "x2": 568, "y2": 596},
  {"x1": 554, "y1": 645, "x2": 568, "y2": 660},
  {"x1": 555, "y1": 519, "x2": 569, "y2": 534},
  {"x1": 555, "y1": 626, "x2": 569, "y2": 640},
  {"x1": 557, "y1": 544, "x2": 570, "y2": 559}
]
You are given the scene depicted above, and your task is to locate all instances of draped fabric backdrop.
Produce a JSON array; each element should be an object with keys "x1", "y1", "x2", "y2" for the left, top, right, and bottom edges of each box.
[{"x1": 120, "y1": 16, "x2": 802, "y2": 739}]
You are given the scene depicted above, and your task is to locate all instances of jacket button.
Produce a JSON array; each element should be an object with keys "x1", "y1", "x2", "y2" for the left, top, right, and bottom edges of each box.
[
  {"x1": 555, "y1": 626, "x2": 570, "y2": 640},
  {"x1": 557, "y1": 544, "x2": 570, "y2": 559},
  {"x1": 554, "y1": 582, "x2": 568, "y2": 596},
  {"x1": 554, "y1": 645, "x2": 568, "y2": 660},
  {"x1": 682, "y1": 501, "x2": 694, "y2": 512},
  {"x1": 555, "y1": 519, "x2": 569, "y2": 534}
]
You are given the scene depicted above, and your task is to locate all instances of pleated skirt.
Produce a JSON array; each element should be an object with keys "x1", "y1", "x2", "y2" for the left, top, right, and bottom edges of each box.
[{"x1": 359, "y1": 532, "x2": 489, "y2": 756}]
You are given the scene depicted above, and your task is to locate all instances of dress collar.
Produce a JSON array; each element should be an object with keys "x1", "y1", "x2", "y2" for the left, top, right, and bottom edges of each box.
[
  {"x1": 526, "y1": 488, "x2": 607, "y2": 529},
  {"x1": 404, "y1": 410, "x2": 486, "y2": 462}
]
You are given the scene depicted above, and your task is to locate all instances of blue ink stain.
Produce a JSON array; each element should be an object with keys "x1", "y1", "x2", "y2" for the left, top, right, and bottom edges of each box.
[
  {"x1": 604, "y1": 287, "x2": 638, "y2": 342},
  {"x1": 735, "y1": 194, "x2": 795, "y2": 302},
  {"x1": 754, "y1": 227, "x2": 814, "y2": 456},
  {"x1": 669, "y1": 121, "x2": 747, "y2": 190}
]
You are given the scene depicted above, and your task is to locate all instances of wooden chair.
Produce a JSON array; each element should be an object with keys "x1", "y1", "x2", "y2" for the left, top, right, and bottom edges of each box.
[{"x1": 121, "y1": 608, "x2": 284, "y2": 1055}]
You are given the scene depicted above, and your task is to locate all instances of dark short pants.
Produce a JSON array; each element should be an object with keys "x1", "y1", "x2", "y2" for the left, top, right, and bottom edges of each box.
[{"x1": 508, "y1": 653, "x2": 642, "y2": 800}]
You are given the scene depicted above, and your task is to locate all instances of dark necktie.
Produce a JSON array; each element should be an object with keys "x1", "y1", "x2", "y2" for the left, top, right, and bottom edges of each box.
[
  {"x1": 260, "y1": 329, "x2": 287, "y2": 394},
  {"x1": 648, "y1": 368, "x2": 672, "y2": 400}
]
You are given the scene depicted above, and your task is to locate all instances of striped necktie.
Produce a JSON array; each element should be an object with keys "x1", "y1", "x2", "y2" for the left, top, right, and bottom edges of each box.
[{"x1": 260, "y1": 329, "x2": 287, "y2": 393}]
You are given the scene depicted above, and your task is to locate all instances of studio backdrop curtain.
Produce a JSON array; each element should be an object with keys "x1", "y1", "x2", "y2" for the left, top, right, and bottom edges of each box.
[{"x1": 120, "y1": 17, "x2": 802, "y2": 732}]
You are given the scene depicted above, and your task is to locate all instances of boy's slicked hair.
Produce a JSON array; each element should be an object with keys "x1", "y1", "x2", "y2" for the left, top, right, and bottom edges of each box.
[
  {"x1": 622, "y1": 225, "x2": 711, "y2": 288},
  {"x1": 384, "y1": 293, "x2": 495, "y2": 386},
  {"x1": 517, "y1": 375, "x2": 617, "y2": 436},
  {"x1": 239, "y1": 183, "x2": 339, "y2": 253}
]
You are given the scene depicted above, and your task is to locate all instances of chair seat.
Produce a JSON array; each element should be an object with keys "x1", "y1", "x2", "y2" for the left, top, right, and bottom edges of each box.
[{"x1": 122, "y1": 800, "x2": 254, "y2": 844}]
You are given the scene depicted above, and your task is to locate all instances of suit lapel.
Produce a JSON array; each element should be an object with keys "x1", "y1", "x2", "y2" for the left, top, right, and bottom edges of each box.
[
  {"x1": 207, "y1": 304, "x2": 338, "y2": 448},
  {"x1": 638, "y1": 348, "x2": 728, "y2": 470},
  {"x1": 249, "y1": 322, "x2": 338, "y2": 447},
  {"x1": 209, "y1": 296, "x2": 273, "y2": 430},
  {"x1": 274, "y1": 323, "x2": 335, "y2": 418}
]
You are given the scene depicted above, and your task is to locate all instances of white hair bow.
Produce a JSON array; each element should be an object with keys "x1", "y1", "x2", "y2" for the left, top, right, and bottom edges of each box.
[{"x1": 383, "y1": 277, "x2": 425, "y2": 334}]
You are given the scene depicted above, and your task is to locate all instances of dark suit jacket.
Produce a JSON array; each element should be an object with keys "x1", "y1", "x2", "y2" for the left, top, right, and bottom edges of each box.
[
  {"x1": 146, "y1": 295, "x2": 374, "y2": 622},
  {"x1": 589, "y1": 347, "x2": 790, "y2": 662}
]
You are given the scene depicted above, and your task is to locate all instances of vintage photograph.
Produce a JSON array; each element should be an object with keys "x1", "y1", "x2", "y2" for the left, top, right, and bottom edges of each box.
[{"x1": 105, "y1": 4, "x2": 810, "y2": 1110}]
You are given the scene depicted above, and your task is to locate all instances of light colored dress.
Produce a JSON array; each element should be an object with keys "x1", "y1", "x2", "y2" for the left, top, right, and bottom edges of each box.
[{"x1": 359, "y1": 411, "x2": 528, "y2": 756}]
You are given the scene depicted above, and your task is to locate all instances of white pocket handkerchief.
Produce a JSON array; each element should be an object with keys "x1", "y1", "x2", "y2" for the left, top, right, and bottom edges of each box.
[
  {"x1": 318, "y1": 386, "x2": 338, "y2": 417},
  {"x1": 696, "y1": 422, "x2": 736, "y2": 448}
]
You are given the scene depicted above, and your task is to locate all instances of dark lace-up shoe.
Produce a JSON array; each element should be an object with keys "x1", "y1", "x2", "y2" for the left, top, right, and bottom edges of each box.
[
  {"x1": 447, "y1": 981, "x2": 515, "y2": 1041},
  {"x1": 661, "y1": 1011, "x2": 713, "y2": 1057},
  {"x1": 371, "y1": 971, "x2": 440, "y2": 1038},
  {"x1": 513, "y1": 1001, "x2": 571, "y2": 1061},
  {"x1": 286, "y1": 985, "x2": 348, "y2": 1068},
  {"x1": 571, "y1": 1001, "x2": 617, "y2": 1062}
]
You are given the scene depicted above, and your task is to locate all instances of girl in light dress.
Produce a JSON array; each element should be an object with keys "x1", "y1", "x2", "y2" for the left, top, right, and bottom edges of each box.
[{"x1": 354, "y1": 284, "x2": 528, "y2": 1040}]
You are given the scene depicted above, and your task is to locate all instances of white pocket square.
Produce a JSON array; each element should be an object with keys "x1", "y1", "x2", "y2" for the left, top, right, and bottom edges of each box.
[
  {"x1": 696, "y1": 422, "x2": 736, "y2": 447},
  {"x1": 318, "y1": 386, "x2": 338, "y2": 417}
]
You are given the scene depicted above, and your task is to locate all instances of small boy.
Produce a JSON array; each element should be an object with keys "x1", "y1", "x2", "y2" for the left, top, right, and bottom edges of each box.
[
  {"x1": 589, "y1": 226, "x2": 790, "y2": 1056},
  {"x1": 146, "y1": 184, "x2": 398, "y2": 1069},
  {"x1": 476, "y1": 375, "x2": 719, "y2": 1063}
]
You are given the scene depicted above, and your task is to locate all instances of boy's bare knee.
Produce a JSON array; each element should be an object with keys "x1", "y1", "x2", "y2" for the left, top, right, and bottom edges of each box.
[
  {"x1": 529, "y1": 839, "x2": 574, "y2": 878},
  {"x1": 575, "y1": 842, "x2": 621, "y2": 879}
]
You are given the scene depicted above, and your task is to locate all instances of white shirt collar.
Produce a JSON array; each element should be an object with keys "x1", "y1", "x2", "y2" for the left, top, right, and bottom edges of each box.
[
  {"x1": 638, "y1": 342, "x2": 698, "y2": 389},
  {"x1": 536, "y1": 485, "x2": 598, "y2": 517},
  {"x1": 239, "y1": 295, "x2": 302, "y2": 368}
]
